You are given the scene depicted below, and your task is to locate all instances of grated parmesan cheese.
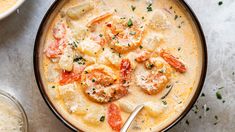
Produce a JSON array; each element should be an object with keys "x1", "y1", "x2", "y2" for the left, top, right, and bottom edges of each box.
[{"x1": 0, "y1": 97, "x2": 23, "y2": 132}]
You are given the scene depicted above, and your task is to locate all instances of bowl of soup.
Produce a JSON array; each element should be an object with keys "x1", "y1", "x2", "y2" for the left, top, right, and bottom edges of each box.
[
  {"x1": 34, "y1": 0, "x2": 207, "y2": 131},
  {"x1": 0, "y1": 0, "x2": 25, "y2": 20}
]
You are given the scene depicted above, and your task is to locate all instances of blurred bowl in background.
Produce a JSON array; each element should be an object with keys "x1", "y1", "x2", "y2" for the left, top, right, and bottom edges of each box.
[
  {"x1": 0, "y1": 0, "x2": 25, "y2": 20},
  {"x1": 0, "y1": 90, "x2": 28, "y2": 132}
]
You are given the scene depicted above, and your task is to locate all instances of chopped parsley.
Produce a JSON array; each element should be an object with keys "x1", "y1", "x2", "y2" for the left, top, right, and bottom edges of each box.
[
  {"x1": 216, "y1": 91, "x2": 222, "y2": 100},
  {"x1": 85, "y1": 71, "x2": 88, "y2": 74},
  {"x1": 139, "y1": 45, "x2": 143, "y2": 49},
  {"x1": 174, "y1": 15, "x2": 178, "y2": 20},
  {"x1": 201, "y1": 93, "x2": 205, "y2": 97},
  {"x1": 147, "y1": 4, "x2": 153, "y2": 12},
  {"x1": 131, "y1": 5, "x2": 136, "y2": 11},
  {"x1": 92, "y1": 79, "x2": 96, "y2": 82},
  {"x1": 185, "y1": 120, "x2": 189, "y2": 125},
  {"x1": 74, "y1": 56, "x2": 86, "y2": 65},
  {"x1": 142, "y1": 16, "x2": 145, "y2": 20},
  {"x1": 218, "y1": 1, "x2": 223, "y2": 6},
  {"x1": 100, "y1": 116, "x2": 105, "y2": 122},
  {"x1": 127, "y1": 19, "x2": 133, "y2": 27},
  {"x1": 51, "y1": 86, "x2": 55, "y2": 89},
  {"x1": 162, "y1": 101, "x2": 167, "y2": 105},
  {"x1": 99, "y1": 34, "x2": 103, "y2": 37},
  {"x1": 129, "y1": 31, "x2": 136, "y2": 35},
  {"x1": 69, "y1": 41, "x2": 79, "y2": 48}
]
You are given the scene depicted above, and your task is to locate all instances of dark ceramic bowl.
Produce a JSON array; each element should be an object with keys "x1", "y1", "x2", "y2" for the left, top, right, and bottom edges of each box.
[{"x1": 34, "y1": 0, "x2": 207, "y2": 131}]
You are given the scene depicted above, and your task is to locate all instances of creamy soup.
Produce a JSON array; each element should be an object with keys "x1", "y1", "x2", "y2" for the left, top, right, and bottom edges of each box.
[
  {"x1": 0, "y1": 0, "x2": 18, "y2": 14},
  {"x1": 42, "y1": 0, "x2": 203, "y2": 131}
]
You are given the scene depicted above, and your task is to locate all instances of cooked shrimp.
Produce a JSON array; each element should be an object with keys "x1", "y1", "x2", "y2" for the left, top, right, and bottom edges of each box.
[
  {"x1": 159, "y1": 50, "x2": 187, "y2": 73},
  {"x1": 87, "y1": 12, "x2": 113, "y2": 27},
  {"x1": 135, "y1": 62, "x2": 171, "y2": 95},
  {"x1": 104, "y1": 16, "x2": 145, "y2": 53},
  {"x1": 81, "y1": 59, "x2": 132, "y2": 103},
  {"x1": 135, "y1": 50, "x2": 151, "y2": 63}
]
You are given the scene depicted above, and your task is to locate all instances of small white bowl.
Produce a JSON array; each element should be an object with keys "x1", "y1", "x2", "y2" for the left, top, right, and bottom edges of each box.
[{"x1": 0, "y1": 0, "x2": 25, "y2": 20}]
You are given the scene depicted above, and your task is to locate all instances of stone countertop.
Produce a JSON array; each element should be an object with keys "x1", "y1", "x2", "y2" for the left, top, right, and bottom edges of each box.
[{"x1": 0, "y1": 0, "x2": 234, "y2": 132}]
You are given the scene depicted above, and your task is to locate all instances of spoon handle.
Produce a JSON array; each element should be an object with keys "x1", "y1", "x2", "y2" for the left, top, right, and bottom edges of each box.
[{"x1": 120, "y1": 104, "x2": 145, "y2": 132}]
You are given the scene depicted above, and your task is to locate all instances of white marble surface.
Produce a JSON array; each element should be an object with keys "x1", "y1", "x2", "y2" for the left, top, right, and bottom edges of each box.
[{"x1": 0, "y1": 0, "x2": 234, "y2": 132}]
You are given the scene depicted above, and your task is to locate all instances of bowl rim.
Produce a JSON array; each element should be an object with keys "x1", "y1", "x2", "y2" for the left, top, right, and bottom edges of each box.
[
  {"x1": 33, "y1": 0, "x2": 207, "y2": 131},
  {"x1": 0, "y1": 89, "x2": 29, "y2": 132},
  {"x1": 0, "y1": 0, "x2": 25, "y2": 20}
]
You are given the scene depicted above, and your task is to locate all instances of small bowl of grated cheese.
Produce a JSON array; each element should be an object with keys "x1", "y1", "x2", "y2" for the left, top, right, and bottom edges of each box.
[{"x1": 0, "y1": 90, "x2": 28, "y2": 132}]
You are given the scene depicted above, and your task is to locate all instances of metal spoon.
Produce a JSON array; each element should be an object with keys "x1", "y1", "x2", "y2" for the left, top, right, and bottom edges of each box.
[{"x1": 120, "y1": 104, "x2": 145, "y2": 132}]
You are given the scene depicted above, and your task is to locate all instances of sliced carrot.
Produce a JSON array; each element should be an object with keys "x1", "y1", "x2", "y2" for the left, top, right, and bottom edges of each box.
[
  {"x1": 108, "y1": 103, "x2": 122, "y2": 131},
  {"x1": 160, "y1": 51, "x2": 186, "y2": 73},
  {"x1": 87, "y1": 12, "x2": 113, "y2": 27},
  {"x1": 120, "y1": 59, "x2": 132, "y2": 84}
]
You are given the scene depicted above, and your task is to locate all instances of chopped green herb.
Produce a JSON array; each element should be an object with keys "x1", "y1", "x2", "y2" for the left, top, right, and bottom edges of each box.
[
  {"x1": 114, "y1": 9, "x2": 117, "y2": 12},
  {"x1": 74, "y1": 56, "x2": 86, "y2": 65},
  {"x1": 139, "y1": 45, "x2": 143, "y2": 49},
  {"x1": 216, "y1": 91, "x2": 222, "y2": 100},
  {"x1": 92, "y1": 79, "x2": 96, "y2": 82},
  {"x1": 100, "y1": 116, "x2": 105, "y2": 122},
  {"x1": 51, "y1": 86, "x2": 55, "y2": 89},
  {"x1": 128, "y1": 43, "x2": 130, "y2": 47},
  {"x1": 174, "y1": 15, "x2": 178, "y2": 20},
  {"x1": 129, "y1": 31, "x2": 136, "y2": 35},
  {"x1": 131, "y1": 5, "x2": 136, "y2": 11},
  {"x1": 127, "y1": 19, "x2": 133, "y2": 27},
  {"x1": 118, "y1": 53, "x2": 122, "y2": 58},
  {"x1": 147, "y1": 4, "x2": 153, "y2": 12},
  {"x1": 185, "y1": 120, "x2": 189, "y2": 125},
  {"x1": 142, "y1": 16, "x2": 145, "y2": 20},
  {"x1": 218, "y1": 1, "x2": 223, "y2": 6},
  {"x1": 178, "y1": 47, "x2": 181, "y2": 51},
  {"x1": 201, "y1": 93, "x2": 205, "y2": 97},
  {"x1": 169, "y1": 6, "x2": 173, "y2": 10},
  {"x1": 102, "y1": 48, "x2": 105, "y2": 51},
  {"x1": 218, "y1": 87, "x2": 224, "y2": 90},
  {"x1": 162, "y1": 101, "x2": 167, "y2": 105},
  {"x1": 85, "y1": 71, "x2": 88, "y2": 74},
  {"x1": 99, "y1": 34, "x2": 103, "y2": 37}
]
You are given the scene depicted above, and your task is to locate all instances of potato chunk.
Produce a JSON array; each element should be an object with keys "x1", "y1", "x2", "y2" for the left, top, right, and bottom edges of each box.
[
  {"x1": 148, "y1": 10, "x2": 170, "y2": 30},
  {"x1": 77, "y1": 39, "x2": 101, "y2": 56},
  {"x1": 58, "y1": 83, "x2": 88, "y2": 115},
  {"x1": 144, "y1": 101, "x2": 166, "y2": 117},
  {"x1": 142, "y1": 33, "x2": 164, "y2": 52},
  {"x1": 59, "y1": 46, "x2": 74, "y2": 71},
  {"x1": 83, "y1": 106, "x2": 105, "y2": 125},
  {"x1": 117, "y1": 99, "x2": 135, "y2": 113},
  {"x1": 66, "y1": 2, "x2": 94, "y2": 20}
]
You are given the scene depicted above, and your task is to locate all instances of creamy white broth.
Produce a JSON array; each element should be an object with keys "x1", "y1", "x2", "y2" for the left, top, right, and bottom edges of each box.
[{"x1": 42, "y1": 0, "x2": 203, "y2": 131}]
